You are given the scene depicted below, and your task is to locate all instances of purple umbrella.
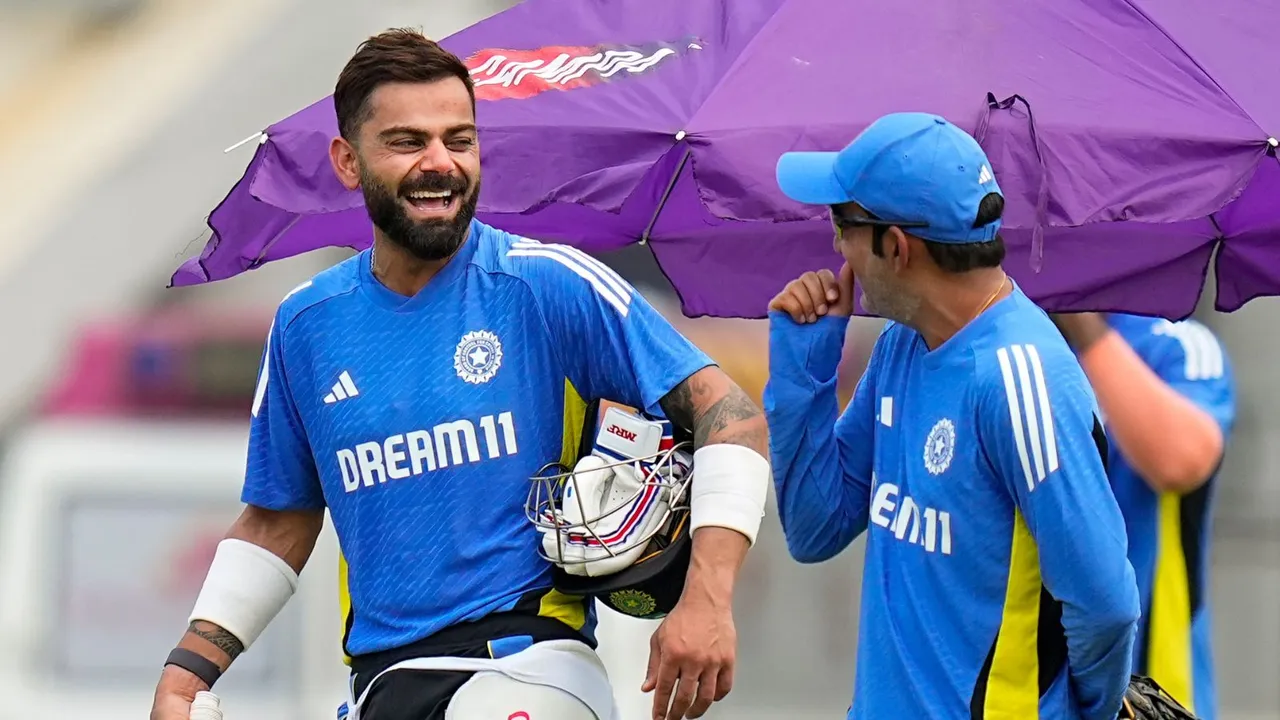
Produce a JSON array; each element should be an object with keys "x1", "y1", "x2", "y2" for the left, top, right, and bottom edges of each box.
[{"x1": 174, "y1": 0, "x2": 1278, "y2": 320}]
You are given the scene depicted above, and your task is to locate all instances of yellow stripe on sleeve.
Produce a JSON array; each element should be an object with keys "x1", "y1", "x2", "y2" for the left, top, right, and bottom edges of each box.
[
  {"x1": 1148, "y1": 492, "x2": 1195, "y2": 712},
  {"x1": 338, "y1": 549, "x2": 353, "y2": 667},
  {"x1": 984, "y1": 510, "x2": 1043, "y2": 719},
  {"x1": 560, "y1": 378, "x2": 588, "y2": 468},
  {"x1": 533, "y1": 378, "x2": 591, "y2": 631}
]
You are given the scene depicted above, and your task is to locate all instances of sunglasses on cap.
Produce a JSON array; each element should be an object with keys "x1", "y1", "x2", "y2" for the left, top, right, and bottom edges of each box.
[{"x1": 829, "y1": 206, "x2": 930, "y2": 232}]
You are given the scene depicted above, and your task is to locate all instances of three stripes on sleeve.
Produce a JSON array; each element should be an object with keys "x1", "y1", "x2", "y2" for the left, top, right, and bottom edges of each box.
[
  {"x1": 996, "y1": 344, "x2": 1061, "y2": 493},
  {"x1": 506, "y1": 240, "x2": 635, "y2": 317}
]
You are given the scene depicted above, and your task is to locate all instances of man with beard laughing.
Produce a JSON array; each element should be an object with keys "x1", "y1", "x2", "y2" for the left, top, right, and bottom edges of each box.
[{"x1": 148, "y1": 28, "x2": 771, "y2": 720}]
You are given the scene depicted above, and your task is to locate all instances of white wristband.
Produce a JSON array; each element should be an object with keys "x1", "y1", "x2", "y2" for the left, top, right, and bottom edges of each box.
[
  {"x1": 690, "y1": 444, "x2": 770, "y2": 546},
  {"x1": 189, "y1": 539, "x2": 299, "y2": 651}
]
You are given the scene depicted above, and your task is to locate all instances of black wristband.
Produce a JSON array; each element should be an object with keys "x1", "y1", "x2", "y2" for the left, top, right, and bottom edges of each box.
[{"x1": 164, "y1": 647, "x2": 222, "y2": 689}]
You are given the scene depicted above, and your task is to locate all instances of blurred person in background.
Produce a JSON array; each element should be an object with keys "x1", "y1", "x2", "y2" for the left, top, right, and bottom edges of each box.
[
  {"x1": 762, "y1": 112, "x2": 1140, "y2": 720},
  {"x1": 149, "y1": 28, "x2": 771, "y2": 720},
  {"x1": 1053, "y1": 312, "x2": 1236, "y2": 720}
]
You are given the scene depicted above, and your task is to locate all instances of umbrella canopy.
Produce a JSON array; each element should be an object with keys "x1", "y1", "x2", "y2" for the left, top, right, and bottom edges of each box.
[{"x1": 174, "y1": 0, "x2": 1278, "y2": 320}]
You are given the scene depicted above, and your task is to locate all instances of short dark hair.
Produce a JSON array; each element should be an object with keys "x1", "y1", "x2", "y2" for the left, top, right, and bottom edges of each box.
[
  {"x1": 334, "y1": 28, "x2": 476, "y2": 141},
  {"x1": 870, "y1": 192, "x2": 1006, "y2": 273}
]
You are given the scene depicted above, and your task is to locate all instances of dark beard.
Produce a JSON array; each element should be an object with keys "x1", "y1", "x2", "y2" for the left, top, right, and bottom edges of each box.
[{"x1": 361, "y1": 168, "x2": 479, "y2": 262}]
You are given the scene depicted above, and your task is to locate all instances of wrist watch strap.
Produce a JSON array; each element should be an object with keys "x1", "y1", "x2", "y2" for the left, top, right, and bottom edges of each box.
[{"x1": 165, "y1": 647, "x2": 222, "y2": 689}]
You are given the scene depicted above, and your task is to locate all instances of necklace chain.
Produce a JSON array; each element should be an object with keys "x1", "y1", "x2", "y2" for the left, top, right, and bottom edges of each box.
[{"x1": 976, "y1": 273, "x2": 1008, "y2": 319}]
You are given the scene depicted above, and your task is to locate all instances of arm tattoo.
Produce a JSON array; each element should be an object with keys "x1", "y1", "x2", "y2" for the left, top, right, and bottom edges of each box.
[
  {"x1": 188, "y1": 621, "x2": 245, "y2": 661},
  {"x1": 660, "y1": 377, "x2": 698, "y2": 434},
  {"x1": 661, "y1": 372, "x2": 766, "y2": 450}
]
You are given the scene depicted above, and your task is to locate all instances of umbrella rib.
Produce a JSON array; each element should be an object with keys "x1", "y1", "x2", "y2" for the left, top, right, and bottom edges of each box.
[
  {"x1": 252, "y1": 214, "x2": 304, "y2": 267},
  {"x1": 682, "y1": 0, "x2": 793, "y2": 131},
  {"x1": 1120, "y1": 0, "x2": 1264, "y2": 135},
  {"x1": 639, "y1": 148, "x2": 692, "y2": 246}
]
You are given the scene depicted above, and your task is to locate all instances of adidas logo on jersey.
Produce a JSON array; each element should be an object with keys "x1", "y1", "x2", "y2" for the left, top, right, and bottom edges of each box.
[
  {"x1": 870, "y1": 477, "x2": 953, "y2": 555},
  {"x1": 323, "y1": 371, "x2": 359, "y2": 404},
  {"x1": 336, "y1": 411, "x2": 519, "y2": 493}
]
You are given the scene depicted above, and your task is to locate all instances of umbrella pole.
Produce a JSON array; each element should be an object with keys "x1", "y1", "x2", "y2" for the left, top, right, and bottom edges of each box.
[{"x1": 639, "y1": 148, "x2": 691, "y2": 246}]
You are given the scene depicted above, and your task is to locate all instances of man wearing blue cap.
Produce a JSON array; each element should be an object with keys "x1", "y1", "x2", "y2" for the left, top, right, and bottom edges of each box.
[{"x1": 762, "y1": 112, "x2": 1141, "y2": 719}]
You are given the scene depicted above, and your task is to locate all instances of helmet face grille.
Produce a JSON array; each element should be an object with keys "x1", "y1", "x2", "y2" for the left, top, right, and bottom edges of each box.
[{"x1": 525, "y1": 442, "x2": 693, "y2": 567}]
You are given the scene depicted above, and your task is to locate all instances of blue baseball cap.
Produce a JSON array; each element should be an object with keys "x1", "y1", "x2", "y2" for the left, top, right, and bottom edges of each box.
[{"x1": 776, "y1": 112, "x2": 1002, "y2": 244}]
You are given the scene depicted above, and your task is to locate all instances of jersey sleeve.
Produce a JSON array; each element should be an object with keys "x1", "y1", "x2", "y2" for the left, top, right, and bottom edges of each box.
[
  {"x1": 977, "y1": 341, "x2": 1140, "y2": 720},
  {"x1": 1145, "y1": 319, "x2": 1236, "y2": 435},
  {"x1": 241, "y1": 311, "x2": 325, "y2": 511},
  {"x1": 763, "y1": 312, "x2": 876, "y2": 563},
  {"x1": 513, "y1": 242, "x2": 713, "y2": 415}
]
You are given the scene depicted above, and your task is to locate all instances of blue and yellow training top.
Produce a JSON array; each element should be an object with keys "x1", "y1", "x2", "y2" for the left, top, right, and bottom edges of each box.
[{"x1": 765, "y1": 286, "x2": 1140, "y2": 720}]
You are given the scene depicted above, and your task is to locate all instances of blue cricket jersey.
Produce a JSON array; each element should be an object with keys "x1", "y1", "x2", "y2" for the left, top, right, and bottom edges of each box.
[
  {"x1": 764, "y1": 286, "x2": 1141, "y2": 720},
  {"x1": 242, "y1": 218, "x2": 713, "y2": 658},
  {"x1": 1104, "y1": 314, "x2": 1235, "y2": 720}
]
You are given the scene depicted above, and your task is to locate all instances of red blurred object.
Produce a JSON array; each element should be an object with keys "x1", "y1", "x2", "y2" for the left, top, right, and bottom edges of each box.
[
  {"x1": 164, "y1": 528, "x2": 224, "y2": 598},
  {"x1": 41, "y1": 306, "x2": 271, "y2": 418}
]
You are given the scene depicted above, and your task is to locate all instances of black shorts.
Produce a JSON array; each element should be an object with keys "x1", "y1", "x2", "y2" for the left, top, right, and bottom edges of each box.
[
  {"x1": 356, "y1": 669, "x2": 475, "y2": 720},
  {"x1": 349, "y1": 611, "x2": 591, "y2": 720}
]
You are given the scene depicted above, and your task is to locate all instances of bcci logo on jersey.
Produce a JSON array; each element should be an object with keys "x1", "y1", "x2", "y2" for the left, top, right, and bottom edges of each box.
[
  {"x1": 924, "y1": 418, "x2": 956, "y2": 475},
  {"x1": 454, "y1": 330, "x2": 503, "y2": 384}
]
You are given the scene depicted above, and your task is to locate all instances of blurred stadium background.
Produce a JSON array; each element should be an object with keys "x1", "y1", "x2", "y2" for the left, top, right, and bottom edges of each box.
[{"x1": 0, "y1": 1, "x2": 1275, "y2": 719}]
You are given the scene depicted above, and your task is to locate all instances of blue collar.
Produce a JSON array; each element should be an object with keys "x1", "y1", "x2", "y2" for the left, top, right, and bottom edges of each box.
[{"x1": 358, "y1": 218, "x2": 484, "y2": 312}]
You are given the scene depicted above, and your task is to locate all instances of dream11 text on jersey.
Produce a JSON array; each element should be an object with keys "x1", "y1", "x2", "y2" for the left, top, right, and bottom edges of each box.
[{"x1": 336, "y1": 411, "x2": 519, "y2": 492}]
